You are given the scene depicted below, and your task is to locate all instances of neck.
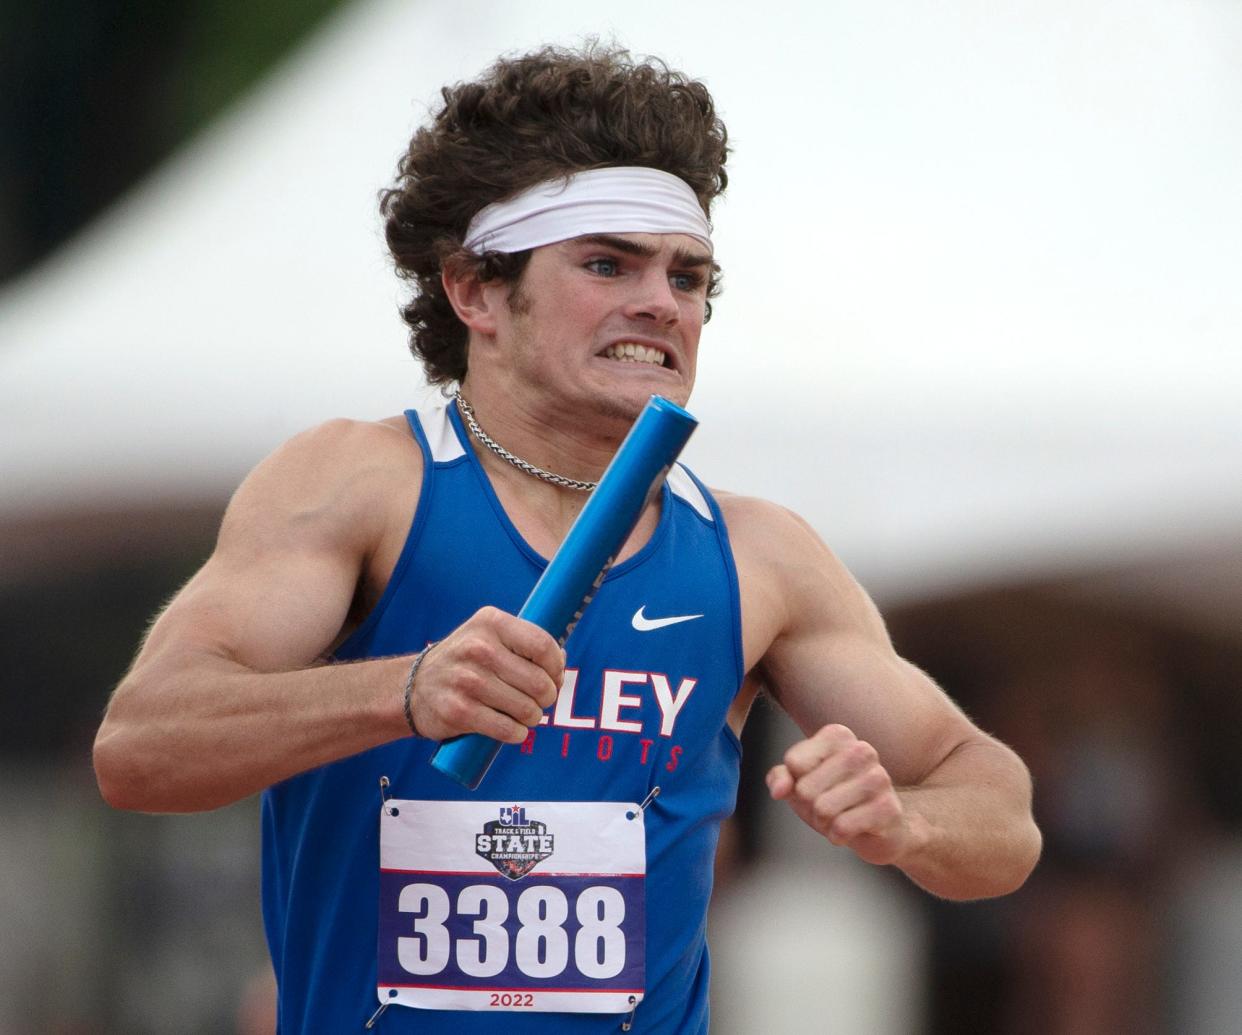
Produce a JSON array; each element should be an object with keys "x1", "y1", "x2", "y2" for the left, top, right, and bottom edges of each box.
[
  {"x1": 454, "y1": 378, "x2": 640, "y2": 542},
  {"x1": 455, "y1": 389, "x2": 597, "y2": 492},
  {"x1": 458, "y1": 378, "x2": 630, "y2": 485},
  {"x1": 453, "y1": 378, "x2": 664, "y2": 560}
]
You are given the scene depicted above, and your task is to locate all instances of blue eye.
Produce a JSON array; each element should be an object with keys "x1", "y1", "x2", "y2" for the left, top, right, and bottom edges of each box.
[{"x1": 587, "y1": 258, "x2": 619, "y2": 276}]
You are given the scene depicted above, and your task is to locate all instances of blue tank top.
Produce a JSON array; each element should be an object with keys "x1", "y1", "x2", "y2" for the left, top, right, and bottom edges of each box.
[{"x1": 260, "y1": 404, "x2": 744, "y2": 1033}]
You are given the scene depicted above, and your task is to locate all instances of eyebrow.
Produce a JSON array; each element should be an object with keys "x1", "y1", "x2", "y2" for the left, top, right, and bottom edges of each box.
[{"x1": 573, "y1": 233, "x2": 713, "y2": 269}]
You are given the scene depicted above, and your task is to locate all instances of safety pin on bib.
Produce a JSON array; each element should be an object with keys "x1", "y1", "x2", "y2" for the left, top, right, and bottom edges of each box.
[
  {"x1": 379, "y1": 775, "x2": 397, "y2": 816},
  {"x1": 621, "y1": 994, "x2": 639, "y2": 1031},
  {"x1": 364, "y1": 1000, "x2": 390, "y2": 1029},
  {"x1": 625, "y1": 786, "x2": 659, "y2": 822}
]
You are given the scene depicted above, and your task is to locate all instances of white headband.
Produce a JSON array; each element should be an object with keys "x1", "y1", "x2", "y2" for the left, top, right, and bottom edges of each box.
[{"x1": 462, "y1": 166, "x2": 713, "y2": 255}]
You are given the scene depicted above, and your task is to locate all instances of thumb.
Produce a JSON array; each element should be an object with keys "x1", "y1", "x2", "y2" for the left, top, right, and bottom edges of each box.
[{"x1": 766, "y1": 764, "x2": 793, "y2": 800}]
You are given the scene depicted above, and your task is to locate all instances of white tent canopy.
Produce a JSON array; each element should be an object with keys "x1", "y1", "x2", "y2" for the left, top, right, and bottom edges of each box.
[{"x1": 2, "y1": 0, "x2": 1240, "y2": 605}]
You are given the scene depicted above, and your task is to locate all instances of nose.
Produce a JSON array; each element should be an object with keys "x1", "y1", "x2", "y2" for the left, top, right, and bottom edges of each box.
[{"x1": 622, "y1": 268, "x2": 680, "y2": 326}]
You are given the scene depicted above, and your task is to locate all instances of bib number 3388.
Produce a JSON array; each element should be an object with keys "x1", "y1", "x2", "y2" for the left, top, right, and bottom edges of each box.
[{"x1": 377, "y1": 800, "x2": 646, "y2": 1014}]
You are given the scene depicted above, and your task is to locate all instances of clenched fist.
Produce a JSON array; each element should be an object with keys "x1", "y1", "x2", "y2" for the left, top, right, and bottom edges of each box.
[
  {"x1": 407, "y1": 606, "x2": 564, "y2": 744},
  {"x1": 767, "y1": 723, "x2": 912, "y2": 867}
]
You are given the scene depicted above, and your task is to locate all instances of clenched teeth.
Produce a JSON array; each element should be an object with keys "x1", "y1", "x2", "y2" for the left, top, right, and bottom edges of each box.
[{"x1": 602, "y1": 342, "x2": 668, "y2": 366}]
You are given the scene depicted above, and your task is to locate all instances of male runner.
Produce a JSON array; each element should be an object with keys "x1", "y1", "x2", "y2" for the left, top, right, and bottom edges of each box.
[{"x1": 94, "y1": 45, "x2": 1040, "y2": 1033}]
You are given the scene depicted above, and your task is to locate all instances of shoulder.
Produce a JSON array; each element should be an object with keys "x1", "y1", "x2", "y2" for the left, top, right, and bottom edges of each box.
[
  {"x1": 221, "y1": 415, "x2": 423, "y2": 555},
  {"x1": 714, "y1": 490, "x2": 841, "y2": 572},
  {"x1": 262, "y1": 414, "x2": 420, "y2": 479},
  {"x1": 241, "y1": 415, "x2": 420, "y2": 507},
  {"x1": 712, "y1": 489, "x2": 878, "y2": 640}
]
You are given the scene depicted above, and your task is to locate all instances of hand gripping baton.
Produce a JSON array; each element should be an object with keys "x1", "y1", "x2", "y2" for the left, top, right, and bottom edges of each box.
[{"x1": 429, "y1": 395, "x2": 699, "y2": 789}]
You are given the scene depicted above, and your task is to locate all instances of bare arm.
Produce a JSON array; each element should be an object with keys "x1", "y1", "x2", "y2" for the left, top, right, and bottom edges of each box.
[
  {"x1": 93, "y1": 420, "x2": 418, "y2": 811},
  {"x1": 93, "y1": 418, "x2": 563, "y2": 813},
  {"x1": 731, "y1": 500, "x2": 1041, "y2": 900}
]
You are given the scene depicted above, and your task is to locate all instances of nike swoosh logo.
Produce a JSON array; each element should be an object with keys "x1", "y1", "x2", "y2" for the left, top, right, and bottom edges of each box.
[{"x1": 632, "y1": 606, "x2": 705, "y2": 632}]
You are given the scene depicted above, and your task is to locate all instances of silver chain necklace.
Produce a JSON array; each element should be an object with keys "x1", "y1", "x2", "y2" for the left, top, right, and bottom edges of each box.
[{"x1": 454, "y1": 389, "x2": 598, "y2": 492}]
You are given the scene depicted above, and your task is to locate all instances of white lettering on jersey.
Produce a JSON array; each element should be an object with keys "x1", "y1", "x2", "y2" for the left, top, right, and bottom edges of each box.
[
  {"x1": 543, "y1": 668, "x2": 595, "y2": 729},
  {"x1": 540, "y1": 669, "x2": 700, "y2": 738},
  {"x1": 650, "y1": 675, "x2": 697, "y2": 737},
  {"x1": 599, "y1": 671, "x2": 646, "y2": 733}
]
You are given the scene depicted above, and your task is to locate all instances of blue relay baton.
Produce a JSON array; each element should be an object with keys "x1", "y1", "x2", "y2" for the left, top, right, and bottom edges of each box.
[{"x1": 429, "y1": 395, "x2": 699, "y2": 789}]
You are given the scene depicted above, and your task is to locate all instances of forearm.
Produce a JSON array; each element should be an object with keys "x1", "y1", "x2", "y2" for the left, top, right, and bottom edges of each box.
[
  {"x1": 894, "y1": 738, "x2": 1041, "y2": 900},
  {"x1": 94, "y1": 651, "x2": 413, "y2": 813}
]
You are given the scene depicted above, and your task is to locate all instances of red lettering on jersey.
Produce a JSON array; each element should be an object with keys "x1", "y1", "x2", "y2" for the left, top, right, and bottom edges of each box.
[
  {"x1": 560, "y1": 732, "x2": 571, "y2": 758},
  {"x1": 664, "y1": 745, "x2": 683, "y2": 772},
  {"x1": 520, "y1": 729, "x2": 536, "y2": 754},
  {"x1": 639, "y1": 738, "x2": 653, "y2": 764},
  {"x1": 597, "y1": 735, "x2": 614, "y2": 761}
]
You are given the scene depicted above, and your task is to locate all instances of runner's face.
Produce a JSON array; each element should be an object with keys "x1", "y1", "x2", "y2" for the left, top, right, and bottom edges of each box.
[{"x1": 494, "y1": 232, "x2": 711, "y2": 421}]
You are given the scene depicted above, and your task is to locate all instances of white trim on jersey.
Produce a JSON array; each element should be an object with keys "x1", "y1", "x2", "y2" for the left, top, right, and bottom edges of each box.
[
  {"x1": 666, "y1": 464, "x2": 713, "y2": 522},
  {"x1": 421, "y1": 404, "x2": 466, "y2": 463}
]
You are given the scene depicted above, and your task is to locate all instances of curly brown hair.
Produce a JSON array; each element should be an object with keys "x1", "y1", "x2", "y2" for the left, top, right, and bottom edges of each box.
[{"x1": 379, "y1": 44, "x2": 729, "y2": 386}]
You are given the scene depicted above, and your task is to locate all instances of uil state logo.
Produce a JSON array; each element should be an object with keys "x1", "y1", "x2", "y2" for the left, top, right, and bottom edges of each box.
[{"x1": 475, "y1": 805, "x2": 555, "y2": 880}]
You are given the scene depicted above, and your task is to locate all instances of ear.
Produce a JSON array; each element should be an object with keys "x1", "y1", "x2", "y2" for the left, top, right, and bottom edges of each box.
[{"x1": 441, "y1": 264, "x2": 501, "y2": 337}]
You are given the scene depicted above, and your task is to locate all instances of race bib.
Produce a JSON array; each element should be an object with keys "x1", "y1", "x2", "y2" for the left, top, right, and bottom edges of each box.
[{"x1": 377, "y1": 800, "x2": 646, "y2": 1014}]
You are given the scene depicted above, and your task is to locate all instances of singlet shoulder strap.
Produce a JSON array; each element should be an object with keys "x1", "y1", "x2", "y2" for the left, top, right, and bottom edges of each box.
[
  {"x1": 666, "y1": 462, "x2": 713, "y2": 523},
  {"x1": 667, "y1": 461, "x2": 744, "y2": 687},
  {"x1": 411, "y1": 403, "x2": 466, "y2": 464}
]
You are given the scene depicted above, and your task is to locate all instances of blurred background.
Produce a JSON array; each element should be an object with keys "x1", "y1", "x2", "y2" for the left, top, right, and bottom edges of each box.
[{"x1": 1, "y1": 1, "x2": 1240, "y2": 1032}]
